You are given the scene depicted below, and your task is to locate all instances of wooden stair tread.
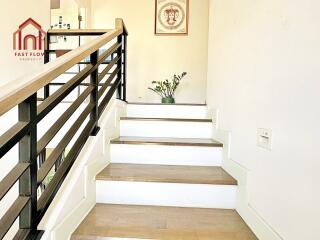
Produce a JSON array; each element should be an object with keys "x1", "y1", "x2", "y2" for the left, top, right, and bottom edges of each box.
[
  {"x1": 111, "y1": 137, "x2": 223, "y2": 147},
  {"x1": 128, "y1": 102, "x2": 206, "y2": 106},
  {"x1": 96, "y1": 163, "x2": 237, "y2": 185},
  {"x1": 71, "y1": 204, "x2": 257, "y2": 240},
  {"x1": 120, "y1": 117, "x2": 212, "y2": 122}
]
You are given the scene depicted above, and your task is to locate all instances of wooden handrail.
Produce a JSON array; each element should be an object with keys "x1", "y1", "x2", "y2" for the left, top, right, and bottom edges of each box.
[
  {"x1": 116, "y1": 18, "x2": 128, "y2": 35},
  {"x1": 0, "y1": 18, "x2": 125, "y2": 117}
]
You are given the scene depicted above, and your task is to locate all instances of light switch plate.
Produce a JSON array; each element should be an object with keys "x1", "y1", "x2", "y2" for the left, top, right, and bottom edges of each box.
[{"x1": 257, "y1": 128, "x2": 272, "y2": 150}]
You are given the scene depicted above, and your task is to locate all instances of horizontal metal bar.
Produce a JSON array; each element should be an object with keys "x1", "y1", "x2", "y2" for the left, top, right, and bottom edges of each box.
[
  {"x1": 98, "y1": 68, "x2": 120, "y2": 99},
  {"x1": 0, "y1": 196, "x2": 30, "y2": 239},
  {"x1": 13, "y1": 229, "x2": 43, "y2": 240},
  {"x1": 0, "y1": 163, "x2": 30, "y2": 201},
  {"x1": 74, "y1": 62, "x2": 94, "y2": 65},
  {"x1": 48, "y1": 29, "x2": 113, "y2": 36},
  {"x1": 0, "y1": 122, "x2": 29, "y2": 159},
  {"x1": 37, "y1": 86, "x2": 94, "y2": 155},
  {"x1": 35, "y1": 231, "x2": 44, "y2": 240},
  {"x1": 49, "y1": 32, "x2": 106, "y2": 36},
  {"x1": 50, "y1": 72, "x2": 79, "y2": 75},
  {"x1": 97, "y1": 43, "x2": 121, "y2": 65},
  {"x1": 37, "y1": 119, "x2": 95, "y2": 218},
  {"x1": 44, "y1": 60, "x2": 112, "y2": 65},
  {"x1": 13, "y1": 229, "x2": 31, "y2": 240},
  {"x1": 37, "y1": 64, "x2": 94, "y2": 121},
  {"x1": 48, "y1": 82, "x2": 106, "y2": 87},
  {"x1": 98, "y1": 77, "x2": 121, "y2": 117},
  {"x1": 98, "y1": 56, "x2": 121, "y2": 83},
  {"x1": 44, "y1": 58, "x2": 112, "y2": 65},
  {"x1": 37, "y1": 103, "x2": 95, "y2": 185}
]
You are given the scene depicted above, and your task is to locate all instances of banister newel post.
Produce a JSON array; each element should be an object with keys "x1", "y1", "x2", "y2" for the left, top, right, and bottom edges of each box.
[
  {"x1": 44, "y1": 32, "x2": 50, "y2": 99},
  {"x1": 116, "y1": 34, "x2": 123, "y2": 100},
  {"x1": 90, "y1": 50, "x2": 100, "y2": 136},
  {"x1": 18, "y1": 93, "x2": 38, "y2": 234},
  {"x1": 123, "y1": 33, "x2": 127, "y2": 102}
]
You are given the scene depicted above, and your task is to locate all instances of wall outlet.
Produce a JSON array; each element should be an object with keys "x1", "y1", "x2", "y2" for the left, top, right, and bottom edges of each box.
[{"x1": 257, "y1": 128, "x2": 272, "y2": 150}]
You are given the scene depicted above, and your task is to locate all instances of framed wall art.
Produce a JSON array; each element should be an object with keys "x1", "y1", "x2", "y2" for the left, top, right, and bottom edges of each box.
[{"x1": 155, "y1": 0, "x2": 189, "y2": 35}]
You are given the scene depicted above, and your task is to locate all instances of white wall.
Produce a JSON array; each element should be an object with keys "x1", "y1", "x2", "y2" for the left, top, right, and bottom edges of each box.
[
  {"x1": 207, "y1": 0, "x2": 320, "y2": 239},
  {"x1": 0, "y1": 0, "x2": 50, "y2": 85},
  {"x1": 60, "y1": 0, "x2": 78, "y2": 8},
  {"x1": 90, "y1": 0, "x2": 209, "y2": 103}
]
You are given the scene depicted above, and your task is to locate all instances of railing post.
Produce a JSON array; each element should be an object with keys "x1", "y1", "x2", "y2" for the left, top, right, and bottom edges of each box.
[
  {"x1": 18, "y1": 93, "x2": 38, "y2": 235},
  {"x1": 90, "y1": 50, "x2": 100, "y2": 136},
  {"x1": 123, "y1": 33, "x2": 127, "y2": 102},
  {"x1": 44, "y1": 32, "x2": 50, "y2": 99},
  {"x1": 116, "y1": 34, "x2": 123, "y2": 100}
]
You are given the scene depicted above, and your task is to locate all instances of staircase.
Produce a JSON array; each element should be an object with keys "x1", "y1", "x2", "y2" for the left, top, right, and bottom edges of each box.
[{"x1": 71, "y1": 103, "x2": 257, "y2": 240}]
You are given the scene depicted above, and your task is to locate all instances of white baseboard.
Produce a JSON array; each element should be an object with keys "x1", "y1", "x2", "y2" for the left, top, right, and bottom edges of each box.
[
  {"x1": 212, "y1": 127, "x2": 283, "y2": 240},
  {"x1": 224, "y1": 158, "x2": 283, "y2": 240},
  {"x1": 49, "y1": 186, "x2": 95, "y2": 240}
]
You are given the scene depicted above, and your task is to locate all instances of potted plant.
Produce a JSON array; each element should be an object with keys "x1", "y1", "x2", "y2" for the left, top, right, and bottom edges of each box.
[{"x1": 148, "y1": 72, "x2": 187, "y2": 104}]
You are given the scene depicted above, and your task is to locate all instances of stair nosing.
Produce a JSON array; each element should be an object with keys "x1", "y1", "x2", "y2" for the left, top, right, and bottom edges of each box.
[
  {"x1": 111, "y1": 137, "x2": 223, "y2": 147},
  {"x1": 128, "y1": 102, "x2": 207, "y2": 106},
  {"x1": 120, "y1": 117, "x2": 212, "y2": 123},
  {"x1": 96, "y1": 176, "x2": 237, "y2": 185}
]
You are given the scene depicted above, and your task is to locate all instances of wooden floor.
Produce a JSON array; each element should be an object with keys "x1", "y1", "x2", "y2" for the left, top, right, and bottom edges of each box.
[
  {"x1": 72, "y1": 204, "x2": 257, "y2": 240},
  {"x1": 111, "y1": 137, "x2": 223, "y2": 147},
  {"x1": 96, "y1": 163, "x2": 237, "y2": 185}
]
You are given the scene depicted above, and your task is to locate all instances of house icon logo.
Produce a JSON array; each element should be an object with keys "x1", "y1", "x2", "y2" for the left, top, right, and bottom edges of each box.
[{"x1": 13, "y1": 18, "x2": 46, "y2": 51}]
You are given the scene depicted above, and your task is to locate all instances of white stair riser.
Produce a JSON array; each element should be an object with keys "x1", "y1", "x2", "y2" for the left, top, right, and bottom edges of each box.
[
  {"x1": 127, "y1": 105, "x2": 208, "y2": 119},
  {"x1": 96, "y1": 181, "x2": 237, "y2": 209},
  {"x1": 120, "y1": 120, "x2": 213, "y2": 138},
  {"x1": 111, "y1": 144, "x2": 222, "y2": 166}
]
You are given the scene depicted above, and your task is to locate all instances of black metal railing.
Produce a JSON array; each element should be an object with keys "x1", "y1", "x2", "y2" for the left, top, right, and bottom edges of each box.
[
  {"x1": 0, "y1": 19, "x2": 128, "y2": 240},
  {"x1": 43, "y1": 28, "x2": 126, "y2": 100}
]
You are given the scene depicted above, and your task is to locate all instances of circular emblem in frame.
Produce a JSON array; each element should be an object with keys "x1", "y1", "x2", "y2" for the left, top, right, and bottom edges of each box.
[{"x1": 158, "y1": 2, "x2": 185, "y2": 31}]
